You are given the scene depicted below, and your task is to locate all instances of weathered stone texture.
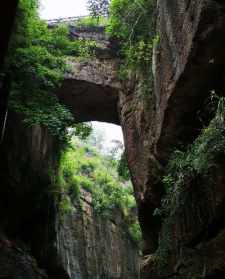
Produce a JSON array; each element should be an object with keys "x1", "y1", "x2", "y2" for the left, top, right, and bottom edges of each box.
[
  {"x1": 0, "y1": 235, "x2": 47, "y2": 279},
  {"x1": 155, "y1": 0, "x2": 225, "y2": 158},
  {"x1": 119, "y1": 75, "x2": 163, "y2": 253},
  {"x1": 140, "y1": 0, "x2": 225, "y2": 277},
  {"x1": 56, "y1": 191, "x2": 140, "y2": 279},
  {"x1": 0, "y1": 113, "x2": 139, "y2": 279},
  {"x1": 57, "y1": 57, "x2": 120, "y2": 124},
  {"x1": 141, "y1": 168, "x2": 225, "y2": 279}
]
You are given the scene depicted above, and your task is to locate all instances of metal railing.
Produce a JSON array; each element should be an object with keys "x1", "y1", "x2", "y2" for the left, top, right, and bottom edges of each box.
[{"x1": 46, "y1": 15, "x2": 89, "y2": 25}]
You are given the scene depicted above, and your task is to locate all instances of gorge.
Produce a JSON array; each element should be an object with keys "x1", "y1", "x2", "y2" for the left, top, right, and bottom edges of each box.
[{"x1": 0, "y1": 0, "x2": 225, "y2": 278}]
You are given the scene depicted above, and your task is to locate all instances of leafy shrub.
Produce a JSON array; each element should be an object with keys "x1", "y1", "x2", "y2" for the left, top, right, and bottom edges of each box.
[
  {"x1": 68, "y1": 176, "x2": 81, "y2": 201},
  {"x1": 117, "y1": 151, "x2": 130, "y2": 180},
  {"x1": 6, "y1": 0, "x2": 93, "y2": 143},
  {"x1": 153, "y1": 98, "x2": 225, "y2": 218},
  {"x1": 155, "y1": 97, "x2": 225, "y2": 268},
  {"x1": 59, "y1": 196, "x2": 73, "y2": 215},
  {"x1": 87, "y1": 0, "x2": 110, "y2": 18},
  {"x1": 164, "y1": 97, "x2": 225, "y2": 193},
  {"x1": 107, "y1": 0, "x2": 157, "y2": 88},
  {"x1": 129, "y1": 221, "x2": 142, "y2": 244},
  {"x1": 75, "y1": 16, "x2": 108, "y2": 27},
  {"x1": 56, "y1": 136, "x2": 139, "y2": 244}
]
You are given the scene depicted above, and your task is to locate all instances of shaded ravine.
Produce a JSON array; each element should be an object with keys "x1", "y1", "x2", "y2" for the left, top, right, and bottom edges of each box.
[
  {"x1": 0, "y1": 20, "x2": 141, "y2": 279},
  {"x1": 0, "y1": 0, "x2": 225, "y2": 278}
]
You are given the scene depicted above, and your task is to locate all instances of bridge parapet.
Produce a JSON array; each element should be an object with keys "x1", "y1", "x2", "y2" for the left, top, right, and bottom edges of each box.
[
  {"x1": 47, "y1": 16, "x2": 109, "y2": 48},
  {"x1": 47, "y1": 16, "x2": 89, "y2": 25}
]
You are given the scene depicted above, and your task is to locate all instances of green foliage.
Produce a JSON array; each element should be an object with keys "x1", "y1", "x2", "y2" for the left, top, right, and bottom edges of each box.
[
  {"x1": 58, "y1": 137, "x2": 136, "y2": 212},
  {"x1": 59, "y1": 196, "x2": 73, "y2": 215},
  {"x1": 75, "y1": 16, "x2": 108, "y2": 27},
  {"x1": 6, "y1": 0, "x2": 94, "y2": 143},
  {"x1": 55, "y1": 135, "x2": 140, "y2": 244},
  {"x1": 107, "y1": 0, "x2": 157, "y2": 89},
  {"x1": 65, "y1": 37, "x2": 98, "y2": 58},
  {"x1": 154, "y1": 97, "x2": 225, "y2": 268},
  {"x1": 165, "y1": 98, "x2": 225, "y2": 188},
  {"x1": 87, "y1": 0, "x2": 110, "y2": 18},
  {"x1": 154, "y1": 97, "x2": 225, "y2": 218},
  {"x1": 70, "y1": 123, "x2": 93, "y2": 140},
  {"x1": 128, "y1": 221, "x2": 142, "y2": 243},
  {"x1": 117, "y1": 151, "x2": 131, "y2": 180}
]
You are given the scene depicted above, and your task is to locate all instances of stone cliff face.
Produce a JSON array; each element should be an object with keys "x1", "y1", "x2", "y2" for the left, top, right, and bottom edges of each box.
[
  {"x1": 0, "y1": 1, "x2": 18, "y2": 149},
  {"x1": 120, "y1": 0, "x2": 225, "y2": 278},
  {"x1": 0, "y1": 234, "x2": 47, "y2": 279},
  {"x1": 155, "y1": 0, "x2": 225, "y2": 157},
  {"x1": 0, "y1": 112, "x2": 139, "y2": 279},
  {"x1": 0, "y1": 1, "x2": 18, "y2": 69},
  {"x1": 56, "y1": 190, "x2": 139, "y2": 279},
  {"x1": 0, "y1": 112, "x2": 59, "y2": 279},
  {"x1": 120, "y1": 0, "x2": 225, "y2": 256}
]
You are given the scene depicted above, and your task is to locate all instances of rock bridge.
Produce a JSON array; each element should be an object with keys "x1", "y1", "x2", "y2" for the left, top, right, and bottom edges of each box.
[
  {"x1": 57, "y1": 54, "x2": 120, "y2": 124},
  {"x1": 51, "y1": 18, "x2": 120, "y2": 124}
]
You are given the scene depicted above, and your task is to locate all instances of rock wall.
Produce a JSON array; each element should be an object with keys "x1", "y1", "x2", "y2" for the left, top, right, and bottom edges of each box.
[
  {"x1": 141, "y1": 165, "x2": 225, "y2": 279},
  {"x1": 0, "y1": 0, "x2": 18, "y2": 68},
  {"x1": 155, "y1": 0, "x2": 225, "y2": 157},
  {"x1": 56, "y1": 191, "x2": 140, "y2": 279},
  {"x1": 0, "y1": 233, "x2": 47, "y2": 279},
  {"x1": 0, "y1": 111, "x2": 59, "y2": 278},
  {"x1": 119, "y1": 74, "x2": 163, "y2": 254},
  {"x1": 0, "y1": 112, "x2": 139, "y2": 279},
  {"x1": 0, "y1": 0, "x2": 18, "y2": 146},
  {"x1": 120, "y1": 0, "x2": 225, "y2": 256},
  {"x1": 124, "y1": 0, "x2": 225, "y2": 277}
]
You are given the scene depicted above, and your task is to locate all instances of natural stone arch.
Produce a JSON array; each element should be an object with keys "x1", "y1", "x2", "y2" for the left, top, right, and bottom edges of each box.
[{"x1": 57, "y1": 58, "x2": 120, "y2": 124}]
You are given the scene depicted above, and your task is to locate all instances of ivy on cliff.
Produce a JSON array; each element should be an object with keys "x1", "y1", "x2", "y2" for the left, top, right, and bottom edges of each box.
[
  {"x1": 117, "y1": 151, "x2": 131, "y2": 181},
  {"x1": 5, "y1": 0, "x2": 93, "y2": 142},
  {"x1": 154, "y1": 97, "x2": 225, "y2": 268},
  {"x1": 160, "y1": 97, "x2": 225, "y2": 215},
  {"x1": 107, "y1": 0, "x2": 158, "y2": 94}
]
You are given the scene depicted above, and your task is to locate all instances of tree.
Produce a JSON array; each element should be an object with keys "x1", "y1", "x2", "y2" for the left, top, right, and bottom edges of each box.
[
  {"x1": 87, "y1": 0, "x2": 110, "y2": 18},
  {"x1": 6, "y1": 0, "x2": 94, "y2": 143}
]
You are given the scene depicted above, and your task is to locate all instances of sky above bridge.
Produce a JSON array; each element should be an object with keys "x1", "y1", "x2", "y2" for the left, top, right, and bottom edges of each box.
[{"x1": 40, "y1": 0, "x2": 88, "y2": 19}]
